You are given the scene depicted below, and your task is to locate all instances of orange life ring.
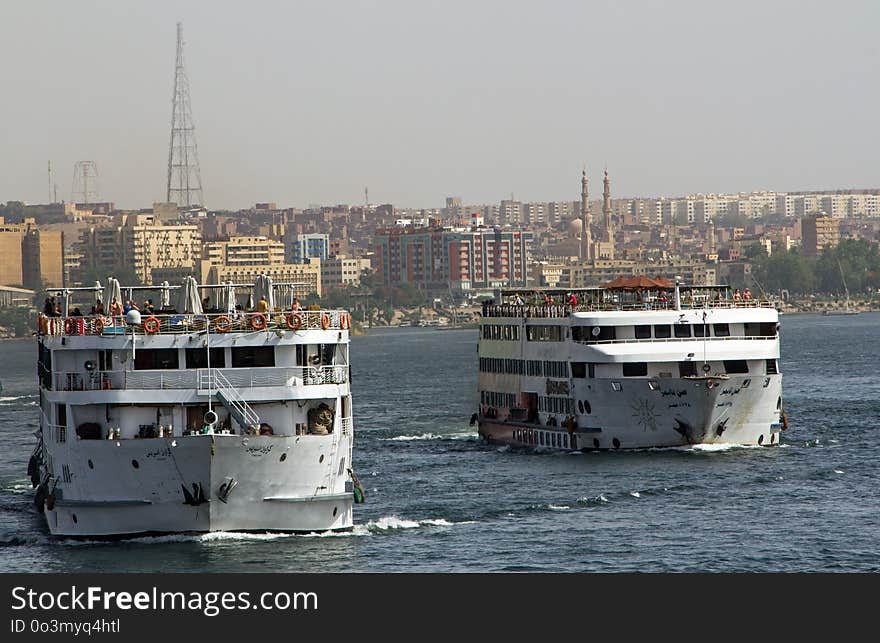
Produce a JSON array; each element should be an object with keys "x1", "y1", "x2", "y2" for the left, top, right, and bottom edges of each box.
[
  {"x1": 93, "y1": 318, "x2": 105, "y2": 335},
  {"x1": 64, "y1": 318, "x2": 76, "y2": 335},
  {"x1": 249, "y1": 313, "x2": 267, "y2": 331},
  {"x1": 214, "y1": 315, "x2": 232, "y2": 333},
  {"x1": 143, "y1": 316, "x2": 160, "y2": 334},
  {"x1": 320, "y1": 313, "x2": 330, "y2": 330},
  {"x1": 340, "y1": 313, "x2": 348, "y2": 329},
  {"x1": 286, "y1": 313, "x2": 303, "y2": 331}
]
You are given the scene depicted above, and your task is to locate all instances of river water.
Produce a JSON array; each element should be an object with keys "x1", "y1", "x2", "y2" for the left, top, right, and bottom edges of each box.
[{"x1": 0, "y1": 314, "x2": 877, "y2": 572}]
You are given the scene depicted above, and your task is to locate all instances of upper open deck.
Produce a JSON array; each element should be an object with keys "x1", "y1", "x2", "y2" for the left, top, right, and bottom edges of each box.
[
  {"x1": 37, "y1": 276, "x2": 352, "y2": 339},
  {"x1": 483, "y1": 282, "x2": 777, "y2": 318},
  {"x1": 39, "y1": 309, "x2": 351, "y2": 338}
]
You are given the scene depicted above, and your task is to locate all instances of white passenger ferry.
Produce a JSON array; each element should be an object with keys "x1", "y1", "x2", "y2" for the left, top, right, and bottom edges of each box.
[
  {"x1": 29, "y1": 277, "x2": 362, "y2": 537},
  {"x1": 477, "y1": 278, "x2": 786, "y2": 451}
]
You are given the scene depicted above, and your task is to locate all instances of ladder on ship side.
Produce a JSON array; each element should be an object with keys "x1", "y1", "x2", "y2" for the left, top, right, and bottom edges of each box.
[{"x1": 199, "y1": 369, "x2": 260, "y2": 430}]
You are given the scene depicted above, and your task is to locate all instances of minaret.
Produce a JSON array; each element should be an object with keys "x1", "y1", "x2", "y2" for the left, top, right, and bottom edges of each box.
[
  {"x1": 581, "y1": 169, "x2": 591, "y2": 262},
  {"x1": 603, "y1": 168, "x2": 614, "y2": 259}
]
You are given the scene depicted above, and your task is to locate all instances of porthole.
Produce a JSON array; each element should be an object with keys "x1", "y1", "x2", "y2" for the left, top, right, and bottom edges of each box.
[
  {"x1": 583, "y1": 400, "x2": 591, "y2": 414},
  {"x1": 131, "y1": 459, "x2": 139, "y2": 469},
  {"x1": 593, "y1": 438, "x2": 600, "y2": 449},
  {"x1": 578, "y1": 400, "x2": 584, "y2": 414},
  {"x1": 72, "y1": 513, "x2": 78, "y2": 524},
  {"x1": 87, "y1": 459, "x2": 94, "y2": 469},
  {"x1": 612, "y1": 438, "x2": 621, "y2": 449},
  {"x1": 333, "y1": 507, "x2": 338, "y2": 517},
  {"x1": 280, "y1": 453, "x2": 287, "y2": 462},
  {"x1": 776, "y1": 396, "x2": 782, "y2": 410},
  {"x1": 319, "y1": 454, "x2": 324, "y2": 463},
  {"x1": 758, "y1": 434, "x2": 764, "y2": 445}
]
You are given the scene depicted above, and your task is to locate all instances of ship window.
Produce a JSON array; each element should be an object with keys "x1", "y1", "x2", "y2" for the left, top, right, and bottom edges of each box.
[
  {"x1": 713, "y1": 323, "x2": 730, "y2": 337},
  {"x1": 527, "y1": 325, "x2": 563, "y2": 341},
  {"x1": 693, "y1": 323, "x2": 707, "y2": 337},
  {"x1": 723, "y1": 360, "x2": 749, "y2": 374},
  {"x1": 134, "y1": 349, "x2": 180, "y2": 370},
  {"x1": 571, "y1": 362, "x2": 586, "y2": 378},
  {"x1": 588, "y1": 364, "x2": 595, "y2": 378},
  {"x1": 623, "y1": 362, "x2": 648, "y2": 377},
  {"x1": 654, "y1": 325, "x2": 671, "y2": 339},
  {"x1": 679, "y1": 361, "x2": 698, "y2": 377},
  {"x1": 634, "y1": 325, "x2": 652, "y2": 339},
  {"x1": 98, "y1": 349, "x2": 113, "y2": 371},
  {"x1": 185, "y1": 348, "x2": 226, "y2": 369},
  {"x1": 586, "y1": 326, "x2": 616, "y2": 341},
  {"x1": 231, "y1": 346, "x2": 275, "y2": 368},
  {"x1": 746, "y1": 322, "x2": 777, "y2": 337},
  {"x1": 674, "y1": 324, "x2": 692, "y2": 338},
  {"x1": 765, "y1": 359, "x2": 779, "y2": 374}
]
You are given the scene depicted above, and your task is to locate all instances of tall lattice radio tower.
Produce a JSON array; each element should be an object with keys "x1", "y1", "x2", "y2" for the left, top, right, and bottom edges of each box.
[
  {"x1": 166, "y1": 22, "x2": 204, "y2": 207},
  {"x1": 71, "y1": 161, "x2": 100, "y2": 205}
]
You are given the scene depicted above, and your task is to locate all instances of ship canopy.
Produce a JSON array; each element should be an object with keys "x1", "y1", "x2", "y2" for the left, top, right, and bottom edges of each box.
[
  {"x1": 253, "y1": 274, "x2": 275, "y2": 310},
  {"x1": 160, "y1": 281, "x2": 172, "y2": 308},
  {"x1": 603, "y1": 276, "x2": 674, "y2": 290},
  {"x1": 177, "y1": 275, "x2": 203, "y2": 314},
  {"x1": 103, "y1": 277, "x2": 122, "y2": 307},
  {"x1": 215, "y1": 281, "x2": 236, "y2": 314}
]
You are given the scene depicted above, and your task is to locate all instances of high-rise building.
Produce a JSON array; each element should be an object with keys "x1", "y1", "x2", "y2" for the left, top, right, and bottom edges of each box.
[
  {"x1": 78, "y1": 214, "x2": 201, "y2": 283},
  {"x1": 801, "y1": 215, "x2": 839, "y2": 256},
  {"x1": 446, "y1": 228, "x2": 532, "y2": 292},
  {"x1": 0, "y1": 223, "x2": 25, "y2": 287},
  {"x1": 207, "y1": 260, "x2": 322, "y2": 298},
  {"x1": 22, "y1": 228, "x2": 64, "y2": 289},
  {"x1": 321, "y1": 256, "x2": 372, "y2": 289},
  {"x1": 284, "y1": 232, "x2": 330, "y2": 264}
]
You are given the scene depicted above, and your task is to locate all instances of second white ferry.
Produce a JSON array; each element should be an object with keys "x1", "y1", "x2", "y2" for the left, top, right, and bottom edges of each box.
[{"x1": 477, "y1": 278, "x2": 786, "y2": 450}]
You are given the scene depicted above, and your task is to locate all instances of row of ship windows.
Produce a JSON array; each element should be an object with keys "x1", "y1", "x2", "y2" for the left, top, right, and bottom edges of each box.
[
  {"x1": 478, "y1": 358, "x2": 569, "y2": 378},
  {"x1": 481, "y1": 324, "x2": 520, "y2": 341},
  {"x1": 479, "y1": 358, "x2": 779, "y2": 378},
  {"x1": 480, "y1": 391, "x2": 517, "y2": 409},
  {"x1": 514, "y1": 429, "x2": 572, "y2": 449},
  {"x1": 482, "y1": 322, "x2": 778, "y2": 343},
  {"x1": 537, "y1": 396, "x2": 575, "y2": 415}
]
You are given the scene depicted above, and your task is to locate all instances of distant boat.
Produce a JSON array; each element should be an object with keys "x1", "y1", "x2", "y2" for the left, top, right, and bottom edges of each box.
[{"x1": 824, "y1": 260, "x2": 860, "y2": 316}]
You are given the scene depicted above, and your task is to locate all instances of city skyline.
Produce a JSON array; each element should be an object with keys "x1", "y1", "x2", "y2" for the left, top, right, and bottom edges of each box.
[{"x1": 2, "y1": 1, "x2": 879, "y2": 209}]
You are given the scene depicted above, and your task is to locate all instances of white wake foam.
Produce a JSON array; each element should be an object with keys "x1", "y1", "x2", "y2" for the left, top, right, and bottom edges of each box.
[{"x1": 385, "y1": 433, "x2": 443, "y2": 441}]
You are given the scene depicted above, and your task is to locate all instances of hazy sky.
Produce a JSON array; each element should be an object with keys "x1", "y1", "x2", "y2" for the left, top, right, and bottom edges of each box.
[{"x1": 2, "y1": 1, "x2": 879, "y2": 209}]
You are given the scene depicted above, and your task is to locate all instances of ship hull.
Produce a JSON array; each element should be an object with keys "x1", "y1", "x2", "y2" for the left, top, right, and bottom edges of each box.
[
  {"x1": 39, "y1": 434, "x2": 353, "y2": 537},
  {"x1": 479, "y1": 374, "x2": 784, "y2": 450}
]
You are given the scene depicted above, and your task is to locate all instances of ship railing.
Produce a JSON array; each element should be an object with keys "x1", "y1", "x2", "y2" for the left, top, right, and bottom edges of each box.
[
  {"x1": 52, "y1": 365, "x2": 349, "y2": 391},
  {"x1": 573, "y1": 334, "x2": 779, "y2": 346},
  {"x1": 340, "y1": 417, "x2": 353, "y2": 436},
  {"x1": 482, "y1": 300, "x2": 775, "y2": 318},
  {"x1": 37, "y1": 310, "x2": 352, "y2": 337}
]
